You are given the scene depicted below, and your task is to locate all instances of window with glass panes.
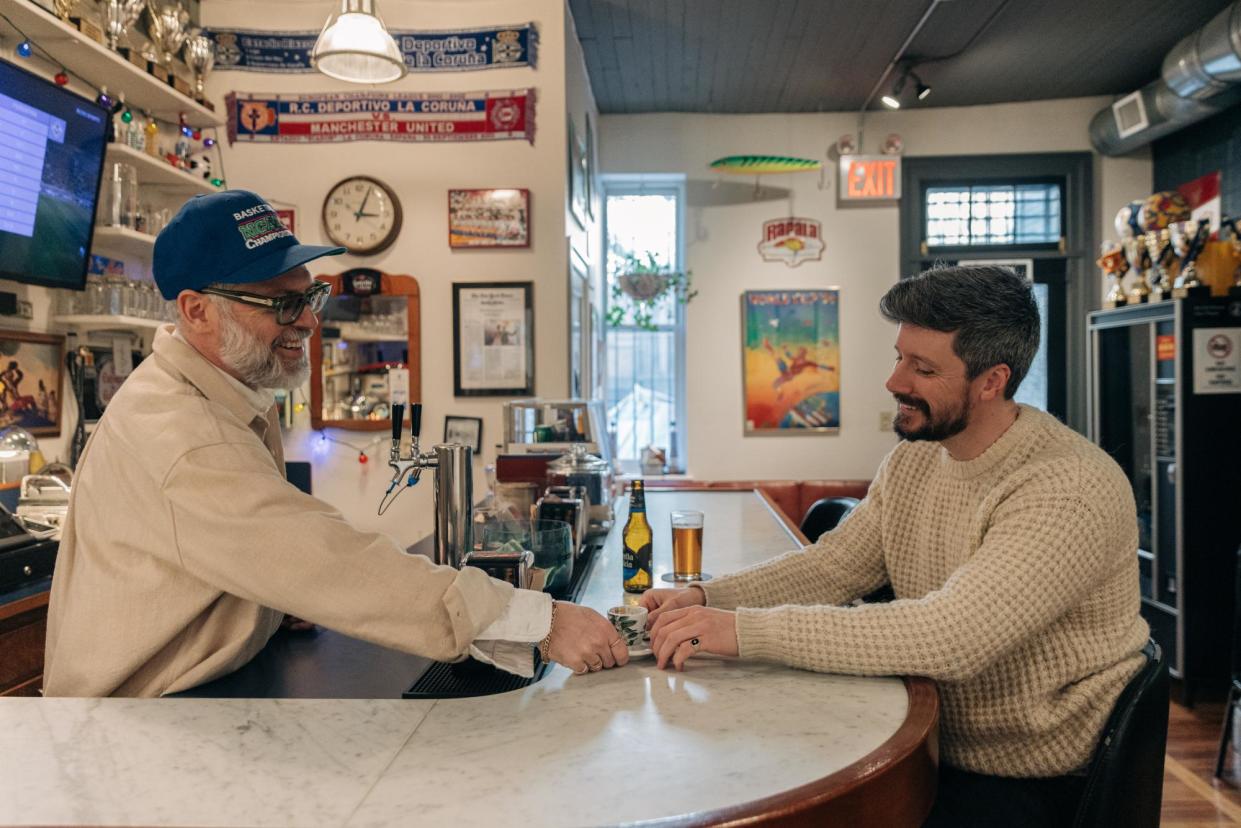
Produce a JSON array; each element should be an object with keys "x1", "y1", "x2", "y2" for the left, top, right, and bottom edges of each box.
[
  {"x1": 926, "y1": 184, "x2": 1061, "y2": 246},
  {"x1": 602, "y1": 181, "x2": 686, "y2": 472}
]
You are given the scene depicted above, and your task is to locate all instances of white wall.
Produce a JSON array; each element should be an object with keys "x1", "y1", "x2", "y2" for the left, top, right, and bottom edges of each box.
[
  {"x1": 201, "y1": 0, "x2": 575, "y2": 547},
  {"x1": 599, "y1": 99, "x2": 1153, "y2": 481}
]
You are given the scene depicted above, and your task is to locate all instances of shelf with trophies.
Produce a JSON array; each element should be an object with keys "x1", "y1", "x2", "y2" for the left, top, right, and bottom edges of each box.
[
  {"x1": 1088, "y1": 191, "x2": 1241, "y2": 702},
  {"x1": 0, "y1": 0, "x2": 221, "y2": 128}
]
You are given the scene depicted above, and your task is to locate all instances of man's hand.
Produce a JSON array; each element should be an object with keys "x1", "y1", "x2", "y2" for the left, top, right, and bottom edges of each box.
[
  {"x1": 649, "y1": 605, "x2": 739, "y2": 671},
  {"x1": 545, "y1": 601, "x2": 630, "y2": 675},
  {"x1": 639, "y1": 586, "x2": 706, "y2": 626},
  {"x1": 280, "y1": 614, "x2": 316, "y2": 632}
]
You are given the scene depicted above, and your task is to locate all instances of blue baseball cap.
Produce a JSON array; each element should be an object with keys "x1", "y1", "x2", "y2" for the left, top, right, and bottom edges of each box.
[{"x1": 153, "y1": 190, "x2": 345, "y2": 300}]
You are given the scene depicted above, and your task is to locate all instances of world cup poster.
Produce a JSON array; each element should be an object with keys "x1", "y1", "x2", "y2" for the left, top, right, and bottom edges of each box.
[{"x1": 741, "y1": 290, "x2": 840, "y2": 433}]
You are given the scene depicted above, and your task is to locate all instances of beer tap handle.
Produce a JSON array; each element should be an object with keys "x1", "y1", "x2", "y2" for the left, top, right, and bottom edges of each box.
[
  {"x1": 411, "y1": 402, "x2": 422, "y2": 440},
  {"x1": 391, "y1": 403, "x2": 405, "y2": 444}
]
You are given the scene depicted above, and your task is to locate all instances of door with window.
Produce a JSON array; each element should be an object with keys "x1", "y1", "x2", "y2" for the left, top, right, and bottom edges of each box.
[
  {"x1": 601, "y1": 177, "x2": 686, "y2": 473},
  {"x1": 901, "y1": 154, "x2": 1094, "y2": 428}
]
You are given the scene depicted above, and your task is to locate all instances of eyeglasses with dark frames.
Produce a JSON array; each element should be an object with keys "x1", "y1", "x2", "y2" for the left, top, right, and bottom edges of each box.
[{"x1": 199, "y1": 280, "x2": 333, "y2": 325}]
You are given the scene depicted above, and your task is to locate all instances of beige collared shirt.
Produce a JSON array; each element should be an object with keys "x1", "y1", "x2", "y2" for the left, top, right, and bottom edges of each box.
[{"x1": 43, "y1": 325, "x2": 549, "y2": 697}]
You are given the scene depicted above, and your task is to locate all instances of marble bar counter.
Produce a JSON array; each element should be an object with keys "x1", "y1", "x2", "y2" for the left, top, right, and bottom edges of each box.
[{"x1": 0, "y1": 490, "x2": 938, "y2": 827}]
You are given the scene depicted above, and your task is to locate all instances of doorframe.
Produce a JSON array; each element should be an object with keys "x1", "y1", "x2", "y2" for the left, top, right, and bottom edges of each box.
[{"x1": 898, "y1": 153, "x2": 1095, "y2": 433}]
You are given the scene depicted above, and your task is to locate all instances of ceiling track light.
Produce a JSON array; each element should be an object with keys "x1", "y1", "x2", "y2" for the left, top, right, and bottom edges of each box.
[{"x1": 882, "y1": 66, "x2": 932, "y2": 109}]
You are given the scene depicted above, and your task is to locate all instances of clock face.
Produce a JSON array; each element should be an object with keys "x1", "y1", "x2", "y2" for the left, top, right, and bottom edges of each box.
[{"x1": 322, "y1": 176, "x2": 402, "y2": 255}]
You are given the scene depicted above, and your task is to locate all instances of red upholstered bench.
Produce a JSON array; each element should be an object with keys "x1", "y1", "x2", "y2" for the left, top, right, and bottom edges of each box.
[{"x1": 643, "y1": 479, "x2": 871, "y2": 527}]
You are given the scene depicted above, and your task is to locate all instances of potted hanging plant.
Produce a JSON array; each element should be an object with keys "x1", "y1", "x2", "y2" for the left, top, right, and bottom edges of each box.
[{"x1": 607, "y1": 251, "x2": 697, "y2": 331}]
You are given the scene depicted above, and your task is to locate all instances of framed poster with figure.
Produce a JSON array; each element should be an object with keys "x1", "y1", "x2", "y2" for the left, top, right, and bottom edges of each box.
[
  {"x1": 741, "y1": 290, "x2": 840, "y2": 434},
  {"x1": 448, "y1": 188, "x2": 530, "y2": 249},
  {"x1": 0, "y1": 330, "x2": 64, "y2": 437}
]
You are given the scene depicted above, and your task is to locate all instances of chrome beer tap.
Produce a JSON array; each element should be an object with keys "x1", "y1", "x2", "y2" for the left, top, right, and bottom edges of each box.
[{"x1": 384, "y1": 401, "x2": 474, "y2": 568}]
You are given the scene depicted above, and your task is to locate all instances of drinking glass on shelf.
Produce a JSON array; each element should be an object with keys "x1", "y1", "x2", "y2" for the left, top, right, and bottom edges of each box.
[{"x1": 85, "y1": 274, "x2": 106, "y2": 315}]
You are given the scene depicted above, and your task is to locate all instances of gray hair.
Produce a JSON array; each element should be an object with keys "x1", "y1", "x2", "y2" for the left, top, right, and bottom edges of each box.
[{"x1": 878, "y1": 265, "x2": 1039, "y2": 399}]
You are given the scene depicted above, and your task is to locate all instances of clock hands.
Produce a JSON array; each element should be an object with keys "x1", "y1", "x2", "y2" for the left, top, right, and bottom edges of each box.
[{"x1": 353, "y1": 186, "x2": 374, "y2": 221}]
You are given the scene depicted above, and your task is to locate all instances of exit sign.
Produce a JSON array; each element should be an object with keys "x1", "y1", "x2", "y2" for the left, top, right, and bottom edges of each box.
[{"x1": 839, "y1": 156, "x2": 901, "y2": 201}]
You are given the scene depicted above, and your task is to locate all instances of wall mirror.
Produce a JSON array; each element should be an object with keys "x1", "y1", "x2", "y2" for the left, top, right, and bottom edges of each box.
[{"x1": 310, "y1": 269, "x2": 421, "y2": 431}]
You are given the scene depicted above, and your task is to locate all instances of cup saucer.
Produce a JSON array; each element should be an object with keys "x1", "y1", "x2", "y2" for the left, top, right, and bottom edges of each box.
[{"x1": 629, "y1": 636, "x2": 653, "y2": 658}]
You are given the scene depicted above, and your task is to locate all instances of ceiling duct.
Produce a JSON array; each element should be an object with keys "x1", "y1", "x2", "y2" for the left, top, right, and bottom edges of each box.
[{"x1": 1090, "y1": 0, "x2": 1241, "y2": 156}]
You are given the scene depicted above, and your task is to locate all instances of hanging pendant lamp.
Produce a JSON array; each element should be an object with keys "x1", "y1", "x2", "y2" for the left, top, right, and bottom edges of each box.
[{"x1": 311, "y1": 0, "x2": 407, "y2": 84}]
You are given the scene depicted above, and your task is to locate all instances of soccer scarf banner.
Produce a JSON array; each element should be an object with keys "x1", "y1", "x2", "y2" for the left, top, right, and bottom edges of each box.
[
  {"x1": 225, "y1": 89, "x2": 536, "y2": 145},
  {"x1": 206, "y1": 23, "x2": 537, "y2": 73}
]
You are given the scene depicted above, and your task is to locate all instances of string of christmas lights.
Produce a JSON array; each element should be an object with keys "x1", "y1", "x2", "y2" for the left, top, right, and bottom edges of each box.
[{"x1": 2, "y1": 8, "x2": 227, "y2": 189}]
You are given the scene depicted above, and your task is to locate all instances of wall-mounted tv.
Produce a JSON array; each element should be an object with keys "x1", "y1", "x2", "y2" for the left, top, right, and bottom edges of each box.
[{"x1": 0, "y1": 57, "x2": 109, "y2": 291}]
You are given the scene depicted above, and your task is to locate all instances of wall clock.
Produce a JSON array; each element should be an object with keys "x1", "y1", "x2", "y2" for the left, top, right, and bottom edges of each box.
[{"x1": 322, "y1": 176, "x2": 403, "y2": 255}]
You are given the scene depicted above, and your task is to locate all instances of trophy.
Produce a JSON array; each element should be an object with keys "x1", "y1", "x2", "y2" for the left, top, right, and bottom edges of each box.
[
  {"x1": 146, "y1": 0, "x2": 189, "y2": 69},
  {"x1": 1169, "y1": 218, "x2": 1211, "y2": 297},
  {"x1": 1122, "y1": 236, "x2": 1151, "y2": 304},
  {"x1": 1143, "y1": 229, "x2": 1174, "y2": 302},
  {"x1": 100, "y1": 0, "x2": 145, "y2": 51},
  {"x1": 1097, "y1": 242, "x2": 1128, "y2": 309},
  {"x1": 183, "y1": 33, "x2": 215, "y2": 102},
  {"x1": 52, "y1": 0, "x2": 76, "y2": 22}
]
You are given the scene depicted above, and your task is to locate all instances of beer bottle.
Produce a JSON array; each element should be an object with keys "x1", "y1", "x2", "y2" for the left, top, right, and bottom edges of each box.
[{"x1": 622, "y1": 479, "x2": 653, "y2": 593}]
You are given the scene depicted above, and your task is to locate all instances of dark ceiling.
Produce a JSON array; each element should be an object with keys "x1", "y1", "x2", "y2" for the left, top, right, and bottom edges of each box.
[{"x1": 570, "y1": 0, "x2": 1235, "y2": 114}]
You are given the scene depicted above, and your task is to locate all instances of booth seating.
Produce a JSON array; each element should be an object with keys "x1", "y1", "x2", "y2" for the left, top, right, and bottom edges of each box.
[{"x1": 644, "y1": 479, "x2": 871, "y2": 529}]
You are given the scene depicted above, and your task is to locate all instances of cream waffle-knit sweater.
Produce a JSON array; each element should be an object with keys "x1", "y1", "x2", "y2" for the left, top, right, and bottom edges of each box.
[{"x1": 702, "y1": 405, "x2": 1149, "y2": 778}]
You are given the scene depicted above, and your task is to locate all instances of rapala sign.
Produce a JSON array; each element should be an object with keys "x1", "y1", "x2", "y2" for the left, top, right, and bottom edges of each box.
[
  {"x1": 757, "y1": 217, "x2": 825, "y2": 267},
  {"x1": 839, "y1": 155, "x2": 901, "y2": 201}
]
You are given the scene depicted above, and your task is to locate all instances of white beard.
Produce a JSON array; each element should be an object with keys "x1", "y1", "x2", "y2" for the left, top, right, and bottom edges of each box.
[{"x1": 212, "y1": 298, "x2": 310, "y2": 390}]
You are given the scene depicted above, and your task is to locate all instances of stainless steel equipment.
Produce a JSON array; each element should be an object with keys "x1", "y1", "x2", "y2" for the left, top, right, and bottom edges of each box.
[
  {"x1": 546, "y1": 444, "x2": 615, "y2": 534},
  {"x1": 502, "y1": 399, "x2": 612, "y2": 465},
  {"x1": 386, "y1": 402, "x2": 473, "y2": 568}
]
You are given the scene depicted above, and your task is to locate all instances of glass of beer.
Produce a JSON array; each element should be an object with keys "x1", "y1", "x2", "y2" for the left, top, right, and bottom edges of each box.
[{"x1": 670, "y1": 510, "x2": 705, "y2": 582}]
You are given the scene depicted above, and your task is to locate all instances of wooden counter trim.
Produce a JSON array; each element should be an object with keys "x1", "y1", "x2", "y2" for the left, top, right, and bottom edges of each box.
[
  {"x1": 0, "y1": 589, "x2": 49, "y2": 623},
  {"x1": 753, "y1": 489, "x2": 810, "y2": 547},
  {"x1": 644, "y1": 676, "x2": 940, "y2": 827}
]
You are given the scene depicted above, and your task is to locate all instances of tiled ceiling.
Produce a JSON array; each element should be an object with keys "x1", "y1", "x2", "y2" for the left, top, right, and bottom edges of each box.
[{"x1": 570, "y1": 0, "x2": 1235, "y2": 113}]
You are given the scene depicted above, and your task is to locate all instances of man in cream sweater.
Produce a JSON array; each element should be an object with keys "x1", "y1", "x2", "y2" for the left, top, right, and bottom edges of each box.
[
  {"x1": 643, "y1": 265, "x2": 1149, "y2": 826},
  {"x1": 44, "y1": 191, "x2": 626, "y2": 697}
]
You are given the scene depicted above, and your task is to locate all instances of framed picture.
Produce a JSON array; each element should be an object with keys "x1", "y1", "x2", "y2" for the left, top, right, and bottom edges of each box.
[
  {"x1": 584, "y1": 113, "x2": 597, "y2": 221},
  {"x1": 0, "y1": 330, "x2": 65, "y2": 437},
  {"x1": 453, "y1": 281, "x2": 535, "y2": 397},
  {"x1": 741, "y1": 290, "x2": 840, "y2": 435},
  {"x1": 568, "y1": 117, "x2": 587, "y2": 229},
  {"x1": 444, "y1": 415, "x2": 483, "y2": 452},
  {"x1": 448, "y1": 188, "x2": 531, "y2": 249}
]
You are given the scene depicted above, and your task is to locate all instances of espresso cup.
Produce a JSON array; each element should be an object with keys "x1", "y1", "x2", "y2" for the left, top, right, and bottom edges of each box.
[{"x1": 607, "y1": 605, "x2": 648, "y2": 648}]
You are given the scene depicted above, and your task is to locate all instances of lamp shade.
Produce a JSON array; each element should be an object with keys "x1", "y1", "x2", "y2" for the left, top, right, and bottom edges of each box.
[{"x1": 311, "y1": 0, "x2": 407, "y2": 84}]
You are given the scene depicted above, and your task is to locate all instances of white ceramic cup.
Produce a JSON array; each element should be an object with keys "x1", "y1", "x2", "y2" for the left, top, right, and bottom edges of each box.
[{"x1": 607, "y1": 605, "x2": 648, "y2": 648}]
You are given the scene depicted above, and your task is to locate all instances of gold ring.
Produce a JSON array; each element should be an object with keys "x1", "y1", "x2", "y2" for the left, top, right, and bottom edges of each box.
[{"x1": 609, "y1": 639, "x2": 623, "y2": 647}]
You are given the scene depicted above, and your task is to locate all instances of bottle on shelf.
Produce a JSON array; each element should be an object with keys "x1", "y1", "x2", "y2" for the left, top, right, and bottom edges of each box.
[{"x1": 622, "y1": 479, "x2": 652, "y2": 593}]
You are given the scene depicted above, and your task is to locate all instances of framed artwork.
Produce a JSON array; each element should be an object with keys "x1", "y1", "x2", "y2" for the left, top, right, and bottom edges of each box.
[
  {"x1": 741, "y1": 290, "x2": 840, "y2": 435},
  {"x1": 453, "y1": 281, "x2": 535, "y2": 397},
  {"x1": 444, "y1": 415, "x2": 483, "y2": 452},
  {"x1": 568, "y1": 117, "x2": 587, "y2": 229},
  {"x1": 448, "y1": 188, "x2": 531, "y2": 249},
  {"x1": 584, "y1": 113, "x2": 597, "y2": 221},
  {"x1": 569, "y1": 245, "x2": 588, "y2": 400},
  {"x1": 0, "y1": 330, "x2": 64, "y2": 437}
]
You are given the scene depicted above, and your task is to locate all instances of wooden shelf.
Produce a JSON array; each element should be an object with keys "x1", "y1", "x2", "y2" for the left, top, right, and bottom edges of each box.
[
  {"x1": 327, "y1": 322, "x2": 408, "y2": 342},
  {"x1": 91, "y1": 226, "x2": 155, "y2": 258},
  {"x1": 53, "y1": 314, "x2": 164, "y2": 331},
  {"x1": 106, "y1": 143, "x2": 217, "y2": 195},
  {"x1": 0, "y1": 0, "x2": 221, "y2": 128}
]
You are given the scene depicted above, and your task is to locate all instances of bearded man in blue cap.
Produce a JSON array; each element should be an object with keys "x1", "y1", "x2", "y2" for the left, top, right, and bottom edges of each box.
[{"x1": 43, "y1": 191, "x2": 626, "y2": 696}]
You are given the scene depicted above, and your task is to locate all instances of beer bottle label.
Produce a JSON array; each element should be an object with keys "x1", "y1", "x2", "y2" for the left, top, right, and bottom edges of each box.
[{"x1": 623, "y1": 542, "x2": 652, "y2": 582}]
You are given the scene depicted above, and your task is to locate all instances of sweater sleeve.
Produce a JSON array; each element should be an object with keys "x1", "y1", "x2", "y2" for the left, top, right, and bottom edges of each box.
[
  {"x1": 701, "y1": 458, "x2": 891, "y2": 611},
  {"x1": 162, "y1": 440, "x2": 515, "y2": 664},
  {"x1": 734, "y1": 462, "x2": 1130, "y2": 681}
]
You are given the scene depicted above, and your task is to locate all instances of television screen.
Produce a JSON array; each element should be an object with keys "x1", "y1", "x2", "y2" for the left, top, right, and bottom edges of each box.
[{"x1": 0, "y1": 57, "x2": 108, "y2": 291}]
